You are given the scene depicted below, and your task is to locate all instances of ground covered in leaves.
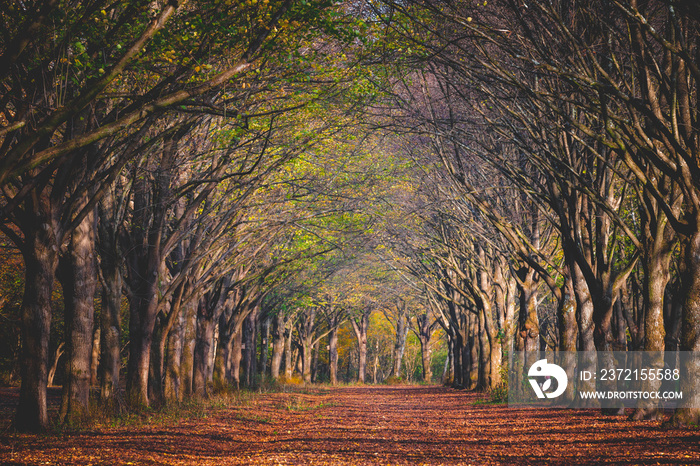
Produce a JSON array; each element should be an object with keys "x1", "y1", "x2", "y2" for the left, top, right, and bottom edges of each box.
[{"x1": 1, "y1": 385, "x2": 699, "y2": 465}]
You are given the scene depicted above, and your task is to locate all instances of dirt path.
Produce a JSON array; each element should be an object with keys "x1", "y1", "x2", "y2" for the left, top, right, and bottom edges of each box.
[{"x1": 1, "y1": 385, "x2": 699, "y2": 465}]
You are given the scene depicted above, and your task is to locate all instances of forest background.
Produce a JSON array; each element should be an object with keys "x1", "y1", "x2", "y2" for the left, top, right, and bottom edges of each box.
[{"x1": 1, "y1": 0, "x2": 699, "y2": 433}]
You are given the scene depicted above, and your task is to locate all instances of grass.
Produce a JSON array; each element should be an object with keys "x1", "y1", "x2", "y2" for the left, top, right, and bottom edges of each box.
[
  {"x1": 44, "y1": 389, "x2": 265, "y2": 433},
  {"x1": 472, "y1": 398, "x2": 508, "y2": 406},
  {"x1": 234, "y1": 412, "x2": 273, "y2": 424},
  {"x1": 280, "y1": 396, "x2": 339, "y2": 412},
  {"x1": 90, "y1": 397, "x2": 221, "y2": 430},
  {"x1": 2, "y1": 378, "x2": 438, "y2": 433},
  {"x1": 61, "y1": 383, "x2": 341, "y2": 431}
]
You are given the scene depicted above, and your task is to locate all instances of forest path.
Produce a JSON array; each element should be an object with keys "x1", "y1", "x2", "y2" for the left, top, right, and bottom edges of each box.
[{"x1": 1, "y1": 385, "x2": 699, "y2": 465}]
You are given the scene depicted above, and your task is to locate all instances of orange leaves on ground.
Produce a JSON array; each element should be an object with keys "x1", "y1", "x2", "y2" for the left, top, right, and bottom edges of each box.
[{"x1": 2, "y1": 386, "x2": 699, "y2": 464}]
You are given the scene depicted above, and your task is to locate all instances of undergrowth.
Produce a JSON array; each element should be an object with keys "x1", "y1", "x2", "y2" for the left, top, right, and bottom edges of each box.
[
  {"x1": 280, "y1": 396, "x2": 338, "y2": 412},
  {"x1": 487, "y1": 363, "x2": 509, "y2": 404},
  {"x1": 5, "y1": 378, "x2": 440, "y2": 433}
]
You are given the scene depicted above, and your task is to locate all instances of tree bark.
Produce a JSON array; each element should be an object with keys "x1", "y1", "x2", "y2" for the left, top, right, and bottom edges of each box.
[
  {"x1": 631, "y1": 199, "x2": 676, "y2": 420},
  {"x1": 297, "y1": 308, "x2": 317, "y2": 385},
  {"x1": 350, "y1": 309, "x2": 370, "y2": 384},
  {"x1": 213, "y1": 318, "x2": 231, "y2": 392},
  {"x1": 97, "y1": 188, "x2": 123, "y2": 404},
  {"x1": 242, "y1": 306, "x2": 258, "y2": 387},
  {"x1": 468, "y1": 310, "x2": 478, "y2": 390},
  {"x1": 415, "y1": 314, "x2": 434, "y2": 382},
  {"x1": 164, "y1": 302, "x2": 185, "y2": 402},
  {"x1": 372, "y1": 340, "x2": 379, "y2": 384},
  {"x1": 451, "y1": 320, "x2": 465, "y2": 388},
  {"x1": 58, "y1": 203, "x2": 97, "y2": 424},
  {"x1": 193, "y1": 300, "x2": 216, "y2": 397},
  {"x1": 301, "y1": 336, "x2": 314, "y2": 384},
  {"x1": 90, "y1": 326, "x2": 100, "y2": 387},
  {"x1": 668, "y1": 229, "x2": 700, "y2": 426},
  {"x1": 443, "y1": 335, "x2": 454, "y2": 384},
  {"x1": 150, "y1": 279, "x2": 186, "y2": 404},
  {"x1": 14, "y1": 221, "x2": 60, "y2": 432},
  {"x1": 213, "y1": 303, "x2": 234, "y2": 392},
  {"x1": 47, "y1": 342, "x2": 65, "y2": 387},
  {"x1": 126, "y1": 292, "x2": 159, "y2": 406},
  {"x1": 494, "y1": 259, "x2": 517, "y2": 358},
  {"x1": 477, "y1": 306, "x2": 490, "y2": 391},
  {"x1": 180, "y1": 300, "x2": 197, "y2": 398},
  {"x1": 558, "y1": 272, "x2": 577, "y2": 403},
  {"x1": 329, "y1": 325, "x2": 339, "y2": 385},
  {"x1": 231, "y1": 325, "x2": 244, "y2": 388},
  {"x1": 516, "y1": 266, "x2": 539, "y2": 352},
  {"x1": 259, "y1": 315, "x2": 270, "y2": 378},
  {"x1": 284, "y1": 325, "x2": 294, "y2": 380},
  {"x1": 571, "y1": 261, "x2": 598, "y2": 407},
  {"x1": 271, "y1": 313, "x2": 287, "y2": 380},
  {"x1": 311, "y1": 340, "x2": 320, "y2": 383},
  {"x1": 322, "y1": 307, "x2": 343, "y2": 384},
  {"x1": 558, "y1": 272, "x2": 577, "y2": 352},
  {"x1": 391, "y1": 303, "x2": 409, "y2": 378}
]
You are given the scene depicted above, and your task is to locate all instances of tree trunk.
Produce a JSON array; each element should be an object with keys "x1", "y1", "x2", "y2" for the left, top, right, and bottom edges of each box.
[
  {"x1": 213, "y1": 305, "x2": 233, "y2": 392},
  {"x1": 180, "y1": 301, "x2": 197, "y2": 398},
  {"x1": 631, "y1": 215, "x2": 676, "y2": 420},
  {"x1": 97, "y1": 183, "x2": 123, "y2": 404},
  {"x1": 443, "y1": 334, "x2": 454, "y2": 384},
  {"x1": 90, "y1": 326, "x2": 100, "y2": 387},
  {"x1": 329, "y1": 326, "x2": 339, "y2": 385},
  {"x1": 665, "y1": 276, "x2": 683, "y2": 352},
  {"x1": 669, "y1": 229, "x2": 700, "y2": 426},
  {"x1": 259, "y1": 315, "x2": 270, "y2": 378},
  {"x1": 208, "y1": 324, "x2": 218, "y2": 386},
  {"x1": 351, "y1": 310, "x2": 370, "y2": 383},
  {"x1": 558, "y1": 273, "x2": 578, "y2": 352},
  {"x1": 271, "y1": 313, "x2": 286, "y2": 380},
  {"x1": 516, "y1": 266, "x2": 539, "y2": 352},
  {"x1": 392, "y1": 311, "x2": 409, "y2": 378},
  {"x1": 149, "y1": 311, "x2": 168, "y2": 405},
  {"x1": 242, "y1": 307, "x2": 258, "y2": 387},
  {"x1": 476, "y1": 246, "x2": 499, "y2": 390},
  {"x1": 301, "y1": 334, "x2": 313, "y2": 384},
  {"x1": 295, "y1": 347, "x2": 302, "y2": 374},
  {"x1": 357, "y1": 337, "x2": 367, "y2": 384},
  {"x1": 477, "y1": 307, "x2": 491, "y2": 391},
  {"x1": 59, "y1": 217, "x2": 97, "y2": 424},
  {"x1": 284, "y1": 326, "x2": 293, "y2": 380},
  {"x1": 231, "y1": 326, "x2": 244, "y2": 388},
  {"x1": 48, "y1": 342, "x2": 65, "y2": 387},
  {"x1": 441, "y1": 338, "x2": 451, "y2": 384},
  {"x1": 416, "y1": 314, "x2": 434, "y2": 383},
  {"x1": 571, "y1": 261, "x2": 598, "y2": 406},
  {"x1": 124, "y1": 138, "x2": 177, "y2": 407},
  {"x1": 164, "y1": 304, "x2": 185, "y2": 402},
  {"x1": 372, "y1": 340, "x2": 379, "y2": 384},
  {"x1": 494, "y1": 259, "x2": 517, "y2": 357},
  {"x1": 150, "y1": 281, "x2": 184, "y2": 405},
  {"x1": 125, "y1": 282, "x2": 159, "y2": 406},
  {"x1": 612, "y1": 300, "x2": 627, "y2": 351},
  {"x1": 14, "y1": 225, "x2": 60, "y2": 432},
  {"x1": 451, "y1": 325, "x2": 465, "y2": 388},
  {"x1": 213, "y1": 321, "x2": 231, "y2": 393},
  {"x1": 572, "y1": 262, "x2": 596, "y2": 353},
  {"x1": 558, "y1": 273, "x2": 578, "y2": 403},
  {"x1": 420, "y1": 336, "x2": 433, "y2": 383},
  {"x1": 468, "y1": 311, "x2": 479, "y2": 390},
  {"x1": 193, "y1": 301, "x2": 215, "y2": 397},
  {"x1": 311, "y1": 340, "x2": 320, "y2": 383}
]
